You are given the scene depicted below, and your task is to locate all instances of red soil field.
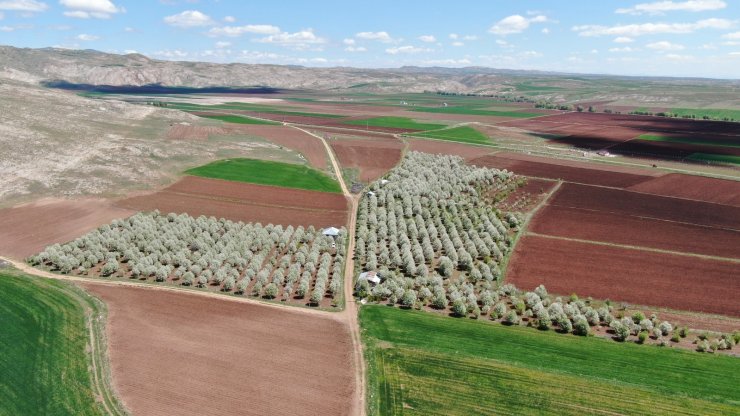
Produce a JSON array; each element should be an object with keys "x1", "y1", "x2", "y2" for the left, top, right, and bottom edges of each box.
[
  {"x1": 627, "y1": 173, "x2": 740, "y2": 207},
  {"x1": 496, "y1": 178, "x2": 557, "y2": 213},
  {"x1": 330, "y1": 138, "x2": 403, "y2": 182},
  {"x1": 81, "y1": 284, "x2": 354, "y2": 416},
  {"x1": 117, "y1": 176, "x2": 349, "y2": 228},
  {"x1": 406, "y1": 138, "x2": 494, "y2": 160},
  {"x1": 551, "y1": 183, "x2": 740, "y2": 230},
  {"x1": 471, "y1": 152, "x2": 656, "y2": 188},
  {"x1": 0, "y1": 198, "x2": 134, "y2": 259},
  {"x1": 229, "y1": 125, "x2": 329, "y2": 171},
  {"x1": 529, "y1": 205, "x2": 740, "y2": 259},
  {"x1": 610, "y1": 139, "x2": 740, "y2": 161},
  {"x1": 506, "y1": 235, "x2": 740, "y2": 316}
]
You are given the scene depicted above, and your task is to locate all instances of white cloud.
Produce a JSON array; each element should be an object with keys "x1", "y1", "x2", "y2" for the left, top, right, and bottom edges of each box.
[
  {"x1": 421, "y1": 58, "x2": 471, "y2": 66},
  {"x1": 60, "y1": 0, "x2": 123, "y2": 19},
  {"x1": 385, "y1": 45, "x2": 432, "y2": 54},
  {"x1": 729, "y1": 51, "x2": 740, "y2": 56},
  {"x1": 451, "y1": 41, "x2": 464, "y2": 47},
  {"x1": 223, "y1": 15, "x2": 235, "y2": 23},
  {"x1": 123, "y1": 26, "x2": 134, "y2": 32},
  {"x1": 0, "y1": 0, "x2": 48, "y2": 12},
  {"x1": 255, "y1": 28, "x2": 327, "y2": 50},
  {"x1": 614, "y1": 36, "x2": 634, "y2": 43},
  {"x1": 573, "y1": 18, "x2": 732, "y2": 37},
  {"x1": 609, "y1": 46, "x2": 635, "y2": 52},
  {"x1": 418, "y1": 34, "x2": 436, "y2": 43},
  {"x1": 215, "y1": 41, "x2": 230, "y2": 48},
  {"x1": 519, "y1": 50, "x2": 542, "y2": 57},
  {"x1": 345, "y1": 46, "x2": 366, "y2": 52},
  {"x1": 449, "y1": 33, "x2": 458, "y2": 39},
  {"x1": 616, "y1": 0, "x2": 726, "y2": 15},
  {"x1": 152, "y1": 49, "x2": 188, "y2": 59},
  {"x1": 343, "y1": 38, "x2": 355, "y2": 45},
  {"x1": 664, "y1": 53, "x2": 695, "y2": 60},
  {"x1": 0, "y1": 11, "x2": 3, "y2": 18},
  {"x1": 76, "y1": 33, "x2": 98, "y2": 41},
  {"x1": 489, "y1": 14, "x2": 548, "y2": 35},
  {"x1": 541, "y1": 28, "x2": 550, "y2": 34},
  {"x1": 646, "y1": 40, "x2": 685, "y2": 50},
  {"x1": 164, "y1": 10, "x2": 213, "y2": 27},
  {"x1": 448, "y1": 33, "x2": 476, "y2": 41},
  {"x1": 123, "y1": 49, "x2": 137, "y2": 54},
  {"x1": 722, "y1": 31, "x2": 740, "y2": 39},
  {"x1": 208, "y1": 24, "x2": 280, "y2": 36},
  {"x1": 356, "y1": 31, "x2": 396, "y2": 43}
]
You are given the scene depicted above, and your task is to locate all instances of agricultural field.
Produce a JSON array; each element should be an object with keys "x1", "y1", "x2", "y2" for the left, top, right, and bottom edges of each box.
[
  {"x1": 117, "y1": 176, "x2": 349, "y2": 228},
  {"x1": 194, "y1": 113, "x2": 280, "y2": 125},
  {"x1": 409, "y1": 126, "x2": 491, "y2": 146},
  {"x1": 343, "y1": 116, "x2": 446, "y2": 131},
  {"x1": 185, "y1": 158, "x2": 342, "y2": 193},
  {"x1": 361, "y1": 306, "x2": 740, "y2": 416},
  {"x1": 82, "y1": 283, "x2": 355, "y2": 416},
  {"x1": 30, "y1": 212, "x2": 348, "y2": 308},
  {"x1": 328, "y1": 135, "x2": 404, "y2": 184},
  {"x1": 0, "y1": 269, "x2": 125, "y2": 416},
  {"x1": 413, "y1": 105, "x2": 542, "y2": 118}
]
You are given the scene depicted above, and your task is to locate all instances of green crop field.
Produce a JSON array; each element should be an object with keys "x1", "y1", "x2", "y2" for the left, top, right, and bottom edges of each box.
[
  {"x1": 196, "y1": 113, "x2": 280, "y2": 125},
  {"x1": 186, "y1": 158, "x2": 342, "y2": 192},
  {"x1": 361, "y1": 306, "x2": 740, "y2": 416},
  {"x1": 413, "y1": 106, "x2": 541, "y2": 118},
  {"x1": 0, "y1": 270, "x2": 124, "y2": 416},
  {"x1": 411, "y1": 126, "x2": 491, "y2": 145},
  {"x1": 638, "y1": 134, "x2": 740, "y2": 149},
  {"x1": 343, "y1": 116, "x2": 446, "y2": 131},
  {"x1": 670, "y1": 108, "x2": 740, "y2": 120},
  {"x1": 687, "y1": 153, "x2": 740, "y2": 165}
]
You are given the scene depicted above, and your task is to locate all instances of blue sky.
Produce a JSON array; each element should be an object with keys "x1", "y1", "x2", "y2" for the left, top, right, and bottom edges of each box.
[{"x1": 1, "y1": 0, "x2": 740, "y2": 78}]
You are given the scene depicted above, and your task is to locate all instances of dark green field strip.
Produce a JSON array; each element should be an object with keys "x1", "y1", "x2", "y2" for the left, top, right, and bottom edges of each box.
[
  {"x1": 342, "y1": 116, "x2": 446, "y2": 131},
  {"x1": 670, "y1": 108, "x2": 740, "y2": 120},
  {"x1": 166, "y1": 101, "x2": 345, "y2": 118},
  {"x1": 185, "y1": 158, "x2": 342, "y2": 193},
  {"x1": 413, "y1": 106, "x2": 542, "y2": 118},
  {"x1": 0, "y1": 272, "x2": 106, "y2": 415},
  {"x1": 638, "y1": 134, "x2": 740, "y2": 149},
  {"x1": 196, "y1": 113, "x2": 280, "y2": 125},
  {"x1": 688, "y1": 153, "x2": 740, "y2": 165},
  {"x1": 410, "y1": 126, "x2": 491, "y2": 145},
  {"x1": 360, "y1": 306, "x2": 740, "y2": 414}
]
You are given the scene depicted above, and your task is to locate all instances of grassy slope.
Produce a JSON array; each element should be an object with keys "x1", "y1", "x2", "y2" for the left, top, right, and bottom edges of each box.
[
  {"x1": 361, "y1": 306, "x2": 740, "y2": 415},
  {"x1": 186, "y1": 158, "x2": 342, "y2": 193},
  {"x1": 196, "y1": 113, "x2": 279, "y2": 125},
  {"x1": 413, "y1": 106, "x2": 541, "y2": 118},
  {"x1": 0, "y1": 271, "x2": 114, "y2": 415},
  {"x1": 411, "y1": 126, "x2": 491, "y2": 145},
  {"x1": 343, "y1": 116, "x2": 446, "y2": 131},
  {"x1": 687, "y1": 153, "x2": 740, "y2": 165},
  {"x1": 638, "y1": 134, "x2": 740, "y2": 149}
]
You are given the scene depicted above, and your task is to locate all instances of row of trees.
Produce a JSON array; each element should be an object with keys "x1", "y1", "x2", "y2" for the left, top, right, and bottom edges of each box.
[{"x1": 30, "y1": 212, "x2": 347, "y2": 306}]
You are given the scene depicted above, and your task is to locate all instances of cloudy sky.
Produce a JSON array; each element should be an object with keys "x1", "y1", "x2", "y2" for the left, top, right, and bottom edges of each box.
[{"x1": 1, "y1": 0, "x2": 740, "y2": 78}]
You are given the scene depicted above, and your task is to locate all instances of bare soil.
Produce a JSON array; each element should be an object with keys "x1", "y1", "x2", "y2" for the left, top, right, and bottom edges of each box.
[
  {"x1": 330, "y1": 138, "x2": 403, "y2": 182},
  {"x1": 80, "y1": 284, "x2": 355, "y2": 416},
  {"x1": 471, "y1": 152, "x2": 657, "y2": 188},
  {"x1": 627, "y1": 173, "x2": 740, "y2": 207},
  {"x1": 405, "y1": 138, "x2": 494, "y2": 160},
  {"x1": 116, "y1": 176, "x2": 349, "y2": 228},
  {"x1": 229, "y1": 125, "x2": 329, "y2": 171},
  {"x1": 0, "y1": 198, "x2": 134, "y2": 259},
  {"x1": 507, "y1": 235, "x2": 740, "y2": 317}
]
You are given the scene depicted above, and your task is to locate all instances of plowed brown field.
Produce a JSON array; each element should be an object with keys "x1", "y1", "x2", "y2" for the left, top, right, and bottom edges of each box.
[
  {"x1": 628, "y1": 173, "x2": 740, "y2": 206},
  {"x1": 0, "y1": 198, "x2": 134, "y2": 259},
  {"x1": 330, "y1": 138, "x2": 403, "y2": 182},
  {"x1": 117, "y1": 176, "x2": 349, "y2": 228},
  {"x1": 81, "y1": 284, "x2": 354, "y2": 416},
  {"x1": 471, "y1": 152, "x2": 656, "y2": 188},
  {"x1": 506, "y1": 235, "x2": 740, "y2": 317},
  {"x1": 406, "y1": 138, "x2": 493, "y2": 160}
]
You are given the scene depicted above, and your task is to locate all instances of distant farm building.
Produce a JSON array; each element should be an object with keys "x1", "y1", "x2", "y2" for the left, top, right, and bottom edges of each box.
[
  {"x1": 358, "y1": 271, "x2": 382, "y2": 285},
  {"x1": 322, "y1": 227, "x2": 341, "y2": 238}
]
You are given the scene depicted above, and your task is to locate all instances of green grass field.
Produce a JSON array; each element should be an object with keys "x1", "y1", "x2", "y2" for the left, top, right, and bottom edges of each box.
[
  {"x1": 638, "y1": 134, "x2": 740, "y2": 149},
  {"x1": 361, "y1": 306, "x2": 740, "y2": 415},
  {"x1": 186, "y1": 158, "x2": 342, "y2": 192},
  {"x1": 343, "y1": 116, "x2": 446, "y2": 131},
  {"x1": 670, "y1": 108, "x2": 740, "y2": 120},
  {"x1": 411, "y1": 126, "x2": 491, "y2": 145},
  {"x1": 196, "y1": 113, "x2": 279, "y2": 125},
  {"x1": 687, "y1": 152, "x2": 740, "y2": 165},
  {"x1": 0, "y1": 270, "x2": 124, "y2": 415},
  {"x1": 413, "y1": 106, "x2": 541, "y2": 118}
]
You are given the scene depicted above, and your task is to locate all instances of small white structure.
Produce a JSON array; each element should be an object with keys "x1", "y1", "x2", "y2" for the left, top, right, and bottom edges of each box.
[
  {"x1": 443, "y1": 102, "x2": 448, "y2": 107},
  {"x1": 358, "y1": 271, "x2": 382, "y2": 285},
  {"x1": 380, "y1": 179, "x2": 389, "y2": 186},
  {"x1": 322, "y1": 227, "x2": 341, "y2": 238},
  {"x1": 367, "y1": 191, "x2": 376, "y2": 196}
]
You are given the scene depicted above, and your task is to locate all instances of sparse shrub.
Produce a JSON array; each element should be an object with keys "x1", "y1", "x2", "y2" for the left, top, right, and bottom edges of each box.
[
  {"x1": 223, "y1": 276, "x2": 235, "y2": 292},
  {"x1": 451, "y1": 298, "x2": 467, "y2": 317},
  {"x1": 557, "y1": 314, "x2": 573, "y2": 334},
  {"x1": 638, "y1": 331, "x2": 649, "y2": 344},
  {"x1": 264, "y1": 283, "x2": 278, "y2": 299},
  {"x1": 100, "y1": 259, "x2": 119, "y2": 277},
  {"x1": 573, "y1": 316, "x2": 589, "y2": 336},
  {"x1": 658, "y1": 321, "x2": 673, "y2": 336},
  {"x1": 610, "y1": 320, "x2": 630, "y2": 342},
  {"x1": 503, "y1": 310, "x2": 519, "y2": 325}
]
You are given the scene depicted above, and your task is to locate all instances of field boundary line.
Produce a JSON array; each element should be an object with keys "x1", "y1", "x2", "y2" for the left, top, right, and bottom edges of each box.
[
  {"x1": 1, "y1": 257, "x2": 343, "y2": 320},
  {"x1": 526, "y1": 232, "x2": 740, "y2": 264},
  {"x1": 148, "y1": 189, "x2": 349, "y2": 213}
]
